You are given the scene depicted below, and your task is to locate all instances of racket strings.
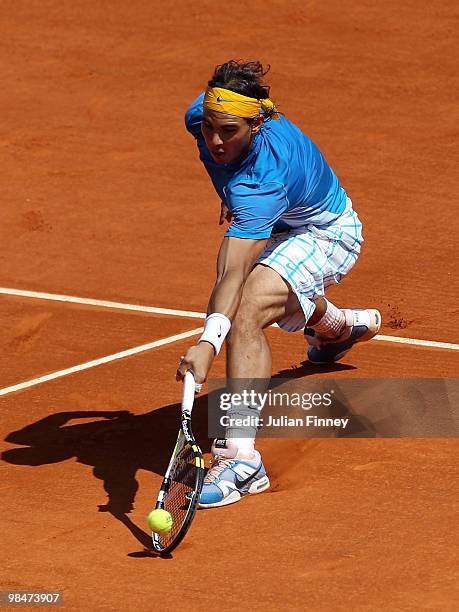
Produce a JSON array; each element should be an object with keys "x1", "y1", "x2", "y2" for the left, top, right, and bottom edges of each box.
[{"x1": 158, "y1": 444, "x2": 197, "y2": 546}]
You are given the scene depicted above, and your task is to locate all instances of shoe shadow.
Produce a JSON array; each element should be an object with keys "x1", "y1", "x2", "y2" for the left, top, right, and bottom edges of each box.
[
  {"x1": 1, "y1": 397, "x2": 212, "y2": 552},
  {"x1": 275, "y1": 360, "x2": 356, "y2": 378}
]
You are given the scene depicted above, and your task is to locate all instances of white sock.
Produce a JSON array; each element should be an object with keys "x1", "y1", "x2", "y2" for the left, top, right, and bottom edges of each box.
[
  {"x1": 311, "y1": 299, "x2": 345, "y2": 338},
  {"x1": 228, "y1": 437, "x2": 255, "y2": 455}
]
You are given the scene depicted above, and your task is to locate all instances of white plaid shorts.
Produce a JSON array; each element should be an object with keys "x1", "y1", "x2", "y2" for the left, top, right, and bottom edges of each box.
[{"x1": 257, "y1": 197, "x2": 363, "y2": 332}]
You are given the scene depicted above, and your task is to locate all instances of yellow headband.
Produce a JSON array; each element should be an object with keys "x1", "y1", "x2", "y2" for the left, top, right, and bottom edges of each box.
[{"x1": 203, "y1": 87, "x2": 280, "y2": 120}]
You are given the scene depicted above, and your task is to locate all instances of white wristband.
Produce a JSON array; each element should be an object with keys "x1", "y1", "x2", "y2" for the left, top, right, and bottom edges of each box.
[{"x1": 199, "y1": 313, "x2": 231, "y2": 355}]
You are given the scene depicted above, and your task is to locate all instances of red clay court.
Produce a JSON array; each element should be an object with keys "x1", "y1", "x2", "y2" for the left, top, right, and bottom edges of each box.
[{"x1": 1, "y1": 1, "x2": 458, "y2": 610}]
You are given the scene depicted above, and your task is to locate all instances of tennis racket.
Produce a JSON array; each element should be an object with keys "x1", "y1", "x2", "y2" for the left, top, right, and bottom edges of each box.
[{"x1": 151, "y1": 370, "x2": 205, "y2": 555}]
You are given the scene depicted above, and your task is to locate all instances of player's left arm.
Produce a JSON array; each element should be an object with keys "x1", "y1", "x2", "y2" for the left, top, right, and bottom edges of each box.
[
  {"x1": 208, "y1": 180, "x2": 289, "y2": 320},
  {"x1": 209, "y1": 235, "x2": 267, "y2": 318},
  {"x1": 176, "y1": 236, "x2": 266, "y2": 384},
  {"x1": 176, "y1": 181, "x2": 288, "y2": 384}
]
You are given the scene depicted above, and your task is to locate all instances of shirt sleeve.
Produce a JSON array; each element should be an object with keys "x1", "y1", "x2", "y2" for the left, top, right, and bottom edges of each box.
[
  {"x1": 184, "y1": 92, "x2": 205, "y2": 139},
  {"x1": 225, "y1": 181, "x2": 289, "y2": 239}
]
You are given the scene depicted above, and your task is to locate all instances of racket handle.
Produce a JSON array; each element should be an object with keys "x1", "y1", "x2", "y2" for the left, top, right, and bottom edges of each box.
[{"x1": 182, "y1": 370, "x2": 200, "y2": 412}]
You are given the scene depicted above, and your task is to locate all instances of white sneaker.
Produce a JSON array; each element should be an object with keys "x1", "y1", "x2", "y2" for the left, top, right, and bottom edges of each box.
[
  {"x1": 305, "y1": 309, "x2": 381, "y2": 364},
  {"x1": 198, "y1": 439, "x2": 270, "y2": 508}
]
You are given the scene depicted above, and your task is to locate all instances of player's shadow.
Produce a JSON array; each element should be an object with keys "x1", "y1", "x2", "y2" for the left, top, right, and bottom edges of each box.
[
  {"x1": 1, "y1": 397, "x2": 212, "y2": 552},
  {"x1": 1, "y1": 363, "x2": 356, "y2": 553}
]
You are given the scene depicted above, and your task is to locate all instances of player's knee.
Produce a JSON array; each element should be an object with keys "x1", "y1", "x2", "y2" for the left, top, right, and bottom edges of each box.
[{"x1": 230, "y1": 296, "x2": 265, "y2": 340}]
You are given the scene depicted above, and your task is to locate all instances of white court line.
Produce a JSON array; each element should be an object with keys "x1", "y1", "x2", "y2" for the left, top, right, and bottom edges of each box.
[
  {"x1": 0, "y1": 287, "x2": 205, "y2": 319},
  {"x1": 0, "y1": 327, "x2": 203, "y2": 397},
  {"x1": 0, "y1": 286, "x2": 458, "y2": 351},
  {"x1": 373, "y1": 334, "x2": 459, "y2": 351}
]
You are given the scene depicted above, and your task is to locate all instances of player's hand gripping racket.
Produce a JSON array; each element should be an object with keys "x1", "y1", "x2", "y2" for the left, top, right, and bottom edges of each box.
[{"x1": 150, "y1": 371, "x2": 205, "y2": 555}]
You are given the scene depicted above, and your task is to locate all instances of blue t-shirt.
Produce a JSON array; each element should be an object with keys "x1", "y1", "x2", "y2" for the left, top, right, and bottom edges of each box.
[{"x1": 185, "y1": 93, "x2": 347, "y2": 239}]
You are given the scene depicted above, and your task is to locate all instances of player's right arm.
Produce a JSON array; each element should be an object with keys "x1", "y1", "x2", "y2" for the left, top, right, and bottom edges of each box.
[{"x1": 219, "y1": 201, "x2": 232, "y2": 225}]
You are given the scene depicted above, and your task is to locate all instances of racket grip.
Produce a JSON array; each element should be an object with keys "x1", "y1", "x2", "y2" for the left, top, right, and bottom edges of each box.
[{"x1": 182, "y1": 371, "x2": 199, "y2": 412}]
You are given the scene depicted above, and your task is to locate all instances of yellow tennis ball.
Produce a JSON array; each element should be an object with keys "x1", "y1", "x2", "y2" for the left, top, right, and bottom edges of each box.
[{"x1": 147, "y1": 509, "x2": 173, "y2": 534}]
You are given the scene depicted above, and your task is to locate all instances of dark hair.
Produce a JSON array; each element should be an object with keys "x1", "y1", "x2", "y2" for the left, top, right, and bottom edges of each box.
[{"x1": 208, "y1": 60, "x2": 276, "y2": 120}]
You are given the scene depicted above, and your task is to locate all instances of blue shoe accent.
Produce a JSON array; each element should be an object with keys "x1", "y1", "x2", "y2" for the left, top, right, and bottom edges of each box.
[
  {"x1": 305, "y1": 309, "x2": 381, "y2": 364},
  {"x1": 198, "y1": 451, "x2": 270, "y2": 508}
]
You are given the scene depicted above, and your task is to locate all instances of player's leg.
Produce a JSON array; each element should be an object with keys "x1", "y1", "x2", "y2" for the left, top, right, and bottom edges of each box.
[
  {"x1": 304, "y1": 301, "x2": 381, "y2": 364},
  {"x1": 302, "y1": 202, "x2": 381, "y2": 363},
  {"x1": 226, "y1": 262, "x2": 302, "y2": 379},
  {"x1": 199, "y1": 232, "x2": 375, "y2": 508},
  {"x1": 199, "y1": 263, "x2": 303, "y2": 508},
  {"x1": 199, "y1": 201, "x2": 381, "y2": 508}
]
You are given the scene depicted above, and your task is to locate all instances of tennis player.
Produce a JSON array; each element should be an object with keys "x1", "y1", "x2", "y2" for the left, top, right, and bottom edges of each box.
[{"x1": 177, "y1": 60, "x2": 381, "y2": 508}]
